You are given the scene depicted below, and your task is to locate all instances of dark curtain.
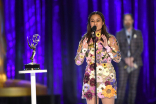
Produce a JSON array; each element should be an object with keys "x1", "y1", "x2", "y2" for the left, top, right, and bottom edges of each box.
[{"x1": 3, "y1": 0, "x2": 156, "y2": 104}]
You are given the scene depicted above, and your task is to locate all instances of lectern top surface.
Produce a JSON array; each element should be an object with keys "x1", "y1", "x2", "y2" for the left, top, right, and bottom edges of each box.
[{"x1": 19, "y1": 70, "x2": 47, "y2": 74}]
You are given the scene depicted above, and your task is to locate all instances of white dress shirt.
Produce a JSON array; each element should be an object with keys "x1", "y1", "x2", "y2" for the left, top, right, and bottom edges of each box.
[{"x1": 125, "y1": 29, "x2": 132, "y2": 57}]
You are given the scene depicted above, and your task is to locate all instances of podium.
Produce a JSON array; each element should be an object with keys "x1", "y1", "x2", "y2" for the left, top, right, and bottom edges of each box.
[{"x1": 19, "y1": 70, "x2": 47, "y2": 104}]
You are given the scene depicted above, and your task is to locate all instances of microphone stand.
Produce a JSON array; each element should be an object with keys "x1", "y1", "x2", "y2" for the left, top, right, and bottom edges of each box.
[{"x1": 92, "y1": 31, "x2": 97, "y2": 104}]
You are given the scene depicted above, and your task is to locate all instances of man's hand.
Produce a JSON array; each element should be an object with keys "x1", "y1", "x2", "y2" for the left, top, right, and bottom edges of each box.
[
  {"x1": 125, "y1": 57, "x2": 130, "y2": 66},
  {"x1": 130, "y1": 57, "x2": 134, "y2": 62},
  {"x1": 124, "y1": 57, "x2": 134, "y2": 67}
]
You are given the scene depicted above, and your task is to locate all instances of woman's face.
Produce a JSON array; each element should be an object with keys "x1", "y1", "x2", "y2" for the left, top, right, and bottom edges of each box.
[{"x1": 90, "y1": 14, "x2": 104, "y2": 32}]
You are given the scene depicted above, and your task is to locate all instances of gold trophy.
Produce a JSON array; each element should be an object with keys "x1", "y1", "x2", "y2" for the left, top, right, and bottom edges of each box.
[{"x1": 24, "y1": 34, "x2": 41, "y2": 70}]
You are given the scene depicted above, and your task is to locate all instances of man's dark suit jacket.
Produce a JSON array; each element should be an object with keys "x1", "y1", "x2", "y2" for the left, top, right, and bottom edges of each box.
[{"x1": 116, "y1": 28, "x2": 143, "y2": 69}]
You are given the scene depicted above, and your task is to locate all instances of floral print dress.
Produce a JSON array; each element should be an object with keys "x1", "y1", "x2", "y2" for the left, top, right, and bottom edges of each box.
[{"x1": 75, "y1": 34, "x2": 121, "y2": 100}]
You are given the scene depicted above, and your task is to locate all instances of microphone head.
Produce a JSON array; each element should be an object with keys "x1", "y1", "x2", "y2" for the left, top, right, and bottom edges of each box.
[{"x1": 91, "y1": 26, "x2": 97, "y2": 32}]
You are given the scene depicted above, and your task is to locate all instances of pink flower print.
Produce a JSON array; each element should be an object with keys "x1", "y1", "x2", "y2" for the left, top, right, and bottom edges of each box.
[
  {"x1": 96, "y1": 54, "x2": 101, "y2": 59},
  {"x1": 96, "y1": 48, "x2": 102, "y2": 53},
  {"x1": 104, "y1": 58, "x2": 107, "y2": 62},
  {"x1": 89, "y1": 63, "x2": 97, "y2": 71},
  {"x1": 107, "y1": 57, "x2": 111, "y2": 63},
  {"x1": 101, "y1": 59, "x2": 107, "y2": 63},
  {"x1": 87, "y1": 68, "x2": 91, "y2": 73},
  {"x1": 83, "y1": 72, "x2": 90, "y2": 83},
  {"x1": 97, "y1": 76, "x2": 103, "y2": 82},
  {"x1": 105, "y1": 81, "x2": 110, "y2": 86},
  {"x1": 105, "y1": 76, "x2": 113, "y2": 82},
  {"x1": 96, "y1": 59, "x2": 101, "y2": 63},
  {"x1": 98, "y1": 92, "x2": 104, "y2": 98},
  {"x1": 76, "y1": 61, "x2": 81, "y2": 65},
  {"x1": 105, "y1": 46, "x2": 111, "y2": 52},
  {"x1": 101, "y1": 52, "x2": 104, "y2": 56},
  {"x1": 90, "y1": 86, "x2": 95, "y2": 92},
  {"x1": 98, "y1": 43, "x2": 103, "y2": 49},
  {"x1": 84, "y1": 90, "x2": 93, "y2": 100},
  {"x1": 90, "y1": 54, "x2": 94, "y2": 57},
  {"x1": 90, "y1": 78, "x2": 96, "y2": 86},
  {"x1": 86, "y1": 57, "x2": 92, "y2": 63}
]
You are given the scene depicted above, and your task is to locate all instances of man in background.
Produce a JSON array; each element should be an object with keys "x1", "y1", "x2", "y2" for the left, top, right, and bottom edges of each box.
[{"x1": 116, "y1": 14, "x2": 143, "y2": 104}]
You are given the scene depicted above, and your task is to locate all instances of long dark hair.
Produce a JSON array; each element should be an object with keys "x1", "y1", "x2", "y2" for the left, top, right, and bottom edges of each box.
[{"x1": 82, "y1": 11, "x2": 110, "y2": 43}]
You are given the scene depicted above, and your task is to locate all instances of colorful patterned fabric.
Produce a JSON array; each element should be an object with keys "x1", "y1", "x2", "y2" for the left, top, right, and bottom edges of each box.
[{"x1": 75, "y1": 34, "x2": 121, "y2": 100}]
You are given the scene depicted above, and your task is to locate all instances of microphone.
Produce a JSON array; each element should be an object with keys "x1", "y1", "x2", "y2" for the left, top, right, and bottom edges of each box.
[
  {"x1": 91, "y1": 26, "x2": 97, "y2": 38},
  {"x1": 91, "y1": 26, "x2": 97, "y2": 32}
]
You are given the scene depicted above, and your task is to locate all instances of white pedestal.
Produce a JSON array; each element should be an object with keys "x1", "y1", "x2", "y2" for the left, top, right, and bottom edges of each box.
[{"x1": 19, "y1": 70, "x2": 47, "y2": 104}]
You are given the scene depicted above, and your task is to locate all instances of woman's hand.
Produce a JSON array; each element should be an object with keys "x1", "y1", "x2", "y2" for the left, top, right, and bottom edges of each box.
[
  {"x1": 82, "y1": 37, "x2": 88, "y2": 49},
  {"x1": 99, "y1": 34, "x2": 108, "y2": 48}
]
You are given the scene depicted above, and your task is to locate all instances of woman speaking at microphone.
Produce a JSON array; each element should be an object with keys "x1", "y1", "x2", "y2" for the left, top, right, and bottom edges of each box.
[{"x1": 74, "y1": 11, "x2": 121, "y2": 104}]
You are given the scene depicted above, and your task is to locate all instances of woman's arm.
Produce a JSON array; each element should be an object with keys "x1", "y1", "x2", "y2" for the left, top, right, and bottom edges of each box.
[
  {"x1": 105, "y1": 35, "x2": 121, "y2": 63},
  {"x1": 74, "y1": 39, "x2": 87, "y2": 65}
]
